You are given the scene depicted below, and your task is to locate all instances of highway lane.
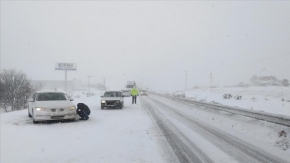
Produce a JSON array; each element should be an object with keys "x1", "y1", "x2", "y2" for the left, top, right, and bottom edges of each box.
[{"x1": 140, "y1": 95, "x2": 289, "y2": 163}]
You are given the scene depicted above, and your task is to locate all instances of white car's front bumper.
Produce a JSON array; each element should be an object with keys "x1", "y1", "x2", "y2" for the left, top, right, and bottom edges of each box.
[{"x1": 34, "y1": 110, "x2": 77, "y2": 121}]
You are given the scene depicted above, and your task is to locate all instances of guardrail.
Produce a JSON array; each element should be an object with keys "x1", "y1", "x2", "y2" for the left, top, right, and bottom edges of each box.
[{"x1": 150, "y1": 92, "x2": 290, "y2": 127}]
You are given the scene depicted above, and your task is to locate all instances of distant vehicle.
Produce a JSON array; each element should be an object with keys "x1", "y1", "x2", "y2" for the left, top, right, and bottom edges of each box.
[
  {"x1": 122, "y1": 90, "x2": 131, "y2": 97},
  {"x1": 101, "y1": 91, "x2": 124, "y2": 109},
  {"x1": 140, "y1": 90, "x2": 147, "y2": 96},
  {"x1": 28, "y1": 91, "x2": 77, "y2": 123},
  {"x1": 125, "y1": 81, "x2": 136, "y2": 90}
]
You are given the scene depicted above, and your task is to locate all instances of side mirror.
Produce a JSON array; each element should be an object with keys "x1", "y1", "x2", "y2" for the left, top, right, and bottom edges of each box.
[{"x1": 70, "y1": 99, "x2": 74, "y2": 101}]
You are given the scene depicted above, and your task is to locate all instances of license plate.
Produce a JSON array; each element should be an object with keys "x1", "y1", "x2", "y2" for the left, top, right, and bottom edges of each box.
[{"x1": 51, "y1": 116, "x2": 64, "y2": 119}]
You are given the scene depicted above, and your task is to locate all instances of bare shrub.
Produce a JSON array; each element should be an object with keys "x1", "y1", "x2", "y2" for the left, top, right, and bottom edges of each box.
[{"x1": 0, "y1": 69, "x2": 35, "y2": 111}]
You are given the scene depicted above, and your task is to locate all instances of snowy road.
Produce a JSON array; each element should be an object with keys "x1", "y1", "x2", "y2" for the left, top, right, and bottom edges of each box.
[
  {"x1": 1, "y1": 91, "x2": 289, "y2": 163},
  {"x1": 1, "y1": 93, "x2": 165, "y2": 163},
  {"x1": 140, "y1": 95, "x2": 290, "y2": 163}
]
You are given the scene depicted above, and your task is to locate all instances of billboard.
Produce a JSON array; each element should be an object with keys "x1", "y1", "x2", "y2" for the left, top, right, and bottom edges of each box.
[{"x1": 55, "y1": 63, "x2": 77, "y2": 71}]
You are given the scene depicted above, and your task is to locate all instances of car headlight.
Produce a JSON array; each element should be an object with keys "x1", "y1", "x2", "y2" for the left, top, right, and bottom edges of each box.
[
  {"x1": 116, "y1": 101, "x2": 120, "y2": 103},
  {"x1": 68, "y1": 106, "x2": 76, "y2": 110},
  {"x1": 35, "y1": 107, "x2": 46, "y2": 111},
  {"x1": 101, "y1": 100, "x2": 106, "y2": 103}
]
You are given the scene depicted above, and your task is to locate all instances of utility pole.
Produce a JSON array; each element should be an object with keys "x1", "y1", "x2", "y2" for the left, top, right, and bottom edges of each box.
[
  {"x1": 184, "y1": 71, "x2": 187, "y2": 91},
  {"x1": 210, "y1": 72, "x2": 213, "y2": 87},
  {"x1": 87, "y1": 75, "x2": 93, "y2": 92},
  {"x1": 103, "y1": 77, "x2": 106, "y2": 91}
]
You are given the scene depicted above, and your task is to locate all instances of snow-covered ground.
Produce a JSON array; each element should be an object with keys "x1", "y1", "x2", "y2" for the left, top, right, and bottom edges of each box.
[
  {"x1": 183, "y1": 86, "x2": 290, "y2": 116},
  {"x1": 0, "y1": 90, "x2": 165, "y2": 163},
  {"x1": 1, "y1": 88, "x2": 290, "y2": 163}
]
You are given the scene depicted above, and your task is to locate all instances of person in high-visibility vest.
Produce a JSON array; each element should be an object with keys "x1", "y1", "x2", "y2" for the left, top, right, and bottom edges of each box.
[{"x1": 130, "y1": 86, "x2": 139, "y2": 104}]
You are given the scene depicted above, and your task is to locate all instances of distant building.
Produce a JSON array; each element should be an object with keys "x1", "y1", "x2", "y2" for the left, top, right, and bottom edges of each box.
[
  {"x1": 259, "y1": 76, "x2": 277, "y2": 81},
  {"x1": 258, "y1": 76, "x2": 277, "y2": 86},
  {"x1": 250, "y1": 75, "x2": 285, "y2": 86}
]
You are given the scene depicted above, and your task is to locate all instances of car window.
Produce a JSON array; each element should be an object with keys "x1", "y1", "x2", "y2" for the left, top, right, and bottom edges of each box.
[
  {"x1": 103, "y1": 92, "x2": 122, "y2": 97},
  {"x1": 36, "y1": 93, "x2": 67, "y2": 101},
  {"x1": 116, "y1": 92, "x2": 122, "y2": 97},
  {"x1": 103, "y1": 92, "x2": 116, "y2": 97}
]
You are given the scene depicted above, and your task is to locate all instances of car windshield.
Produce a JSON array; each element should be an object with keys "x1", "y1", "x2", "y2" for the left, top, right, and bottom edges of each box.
[
  {"x1": 37, "y1": 93, "x2": 67, "y2": 101},
  {"x1": 103, "y1": 92, "x2": 122, "y2": 97}
]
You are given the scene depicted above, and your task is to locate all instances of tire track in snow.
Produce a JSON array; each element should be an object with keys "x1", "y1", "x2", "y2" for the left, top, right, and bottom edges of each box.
[
  {"x1": 141, "y1": 99, "x2": 214, "y2": 163},
  {"x1": 148, "y1": 96, "x2": 289, "y2": 163}
]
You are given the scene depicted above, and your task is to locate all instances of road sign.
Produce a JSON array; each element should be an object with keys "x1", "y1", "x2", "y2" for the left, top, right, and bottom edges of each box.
[{"x1": 55, "y1": 63, "x2": 77, "y2": 71}]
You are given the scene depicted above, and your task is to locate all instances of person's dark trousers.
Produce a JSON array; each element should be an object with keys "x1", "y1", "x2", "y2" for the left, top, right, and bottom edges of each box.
[{"x1": 132, "y1": 95, "x2": 137, "y2": 104}]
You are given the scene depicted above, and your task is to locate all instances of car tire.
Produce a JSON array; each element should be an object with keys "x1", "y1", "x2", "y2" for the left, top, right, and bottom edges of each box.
[
  {"x1": 32, "y1": 109, "x2": 38, "y2": 124},
  {"x1": 77, "y1": 103, "x2": 90, "y2": 119},
  {"x1": 101, "y1": 106, "x2": 104, "y2": 110},
  {"x1": 28, "y1": 108, "x2": 32, "y2": 117}
]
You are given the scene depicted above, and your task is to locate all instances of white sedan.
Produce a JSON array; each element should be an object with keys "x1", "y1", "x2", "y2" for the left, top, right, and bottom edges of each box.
[{"x1": 28, "y1": 91, "x2": 77, "y2": 123}]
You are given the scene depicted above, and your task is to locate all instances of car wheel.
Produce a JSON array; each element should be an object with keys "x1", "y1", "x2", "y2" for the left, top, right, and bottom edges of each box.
[
  {"x1": 101, "y1": 106, "x2": 104, "y2": 110},
  {"x1": 28, "y1": 108, "x2": 32, "y2": 117},
  {"x1": 32, "y1": 109, "x2": 38, "y2": 124}
]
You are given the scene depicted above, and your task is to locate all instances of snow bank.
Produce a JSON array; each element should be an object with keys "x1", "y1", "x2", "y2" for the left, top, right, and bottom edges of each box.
[{"x1": 185, "y1": 86, "x2": 290, "y2": 116}]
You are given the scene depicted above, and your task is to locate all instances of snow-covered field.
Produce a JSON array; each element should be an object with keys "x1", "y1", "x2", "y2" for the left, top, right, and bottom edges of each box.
[
  {"x1": 183, "y1": 86, "x2": 290, "y2": 116},
  {"x1": 0, "y1": 90, "x2": 165, "y2": 163}
]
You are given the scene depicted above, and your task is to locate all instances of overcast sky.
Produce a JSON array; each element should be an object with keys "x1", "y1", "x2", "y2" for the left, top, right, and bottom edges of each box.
[{"x1": 1, "y1": 1, "x2": 290, "y2": 91}]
